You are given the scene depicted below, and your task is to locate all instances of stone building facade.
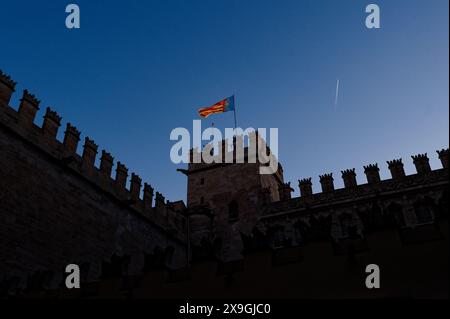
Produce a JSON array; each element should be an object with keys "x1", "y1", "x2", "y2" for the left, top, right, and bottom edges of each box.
[
  {"x1": 181, "y1": 135, "x2": 286, "y2": 261},
  {"x1": 184, "y1": 140, "x2": 448, "y2": 264},
  {"x1": 0, "y1": 70, "x2": 187, "y2": 293},
  {"x1": 0, "y1": 69, "x2": 448, "y2": 298}
]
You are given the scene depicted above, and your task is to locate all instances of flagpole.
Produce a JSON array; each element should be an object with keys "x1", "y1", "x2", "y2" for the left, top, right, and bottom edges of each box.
[{"x1": 233, "y1": 95, "x2": 237, "y2": 129}]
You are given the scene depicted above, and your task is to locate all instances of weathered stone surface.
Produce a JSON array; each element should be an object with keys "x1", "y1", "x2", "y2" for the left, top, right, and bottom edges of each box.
[{"x1": 0, "y1": 86, "x2": 186, "y2": 289}]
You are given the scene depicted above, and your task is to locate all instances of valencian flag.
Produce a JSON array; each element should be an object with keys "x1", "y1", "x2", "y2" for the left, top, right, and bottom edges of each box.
[{"x1": 198, "y1": 96, "x2": 235, "y2": 119}]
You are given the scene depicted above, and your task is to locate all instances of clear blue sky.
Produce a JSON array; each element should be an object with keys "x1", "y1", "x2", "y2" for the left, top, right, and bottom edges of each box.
[{"x1": 1, "y1": 0, "x2": 448, "y2": 201}]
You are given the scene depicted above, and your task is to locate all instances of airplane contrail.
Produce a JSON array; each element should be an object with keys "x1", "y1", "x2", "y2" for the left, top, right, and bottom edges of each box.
[{"x1": 334, "y1": 79, "x2": 340, "y2": 108}]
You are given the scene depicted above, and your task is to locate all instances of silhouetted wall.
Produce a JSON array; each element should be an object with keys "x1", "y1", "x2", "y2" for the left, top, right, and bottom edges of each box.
[{"x1": 0, "y1": 71, "x2": 187, "y2": 290}]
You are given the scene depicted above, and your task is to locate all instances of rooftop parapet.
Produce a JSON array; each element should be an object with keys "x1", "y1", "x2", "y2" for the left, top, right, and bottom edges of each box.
[
  {"x1": 387, "y1": 159, "x2": 405, "y2": 180},
  {"x1": 63, "y1": 123, "x2": 81, "y2": 154},
  {"x1": 42, "y1": 107, "x2": 62, "y2": 138},
  {"x1": 143, "y1": 183, "x2": 154, "y2": 210},
  {"x1": 341, "y1": 169, "x2": 357, "y2": 189},
  {"x1": 82, "y1": 137, "x2": 98, "y2": 168},
  {"x1": 155, "y1": 192, "x2": 166, "y2": 210},
  {"x1": 298, "y1": 178, "x2": 313, "y2": 198},
  {"x1": 0, "y1": 71, "x2": 185, "y2": 240},
  {"x1": 0, "y1": 69, "x2": 17, "y2": 105},
  {"x1": 115, "y1": 162, "x2": 129, "y2": 189},
  {"x1": 18, "y1": 90, "x2": 40, "y2": 126},
  {"x1": 364, "y1": 164, "x2": 381, "y2": 184},
  {"x1": 412, "y1": 153, "x2": 431, "y2": 174},
  {"x1": 189, "y1": 133, "x2": 277, "y2": 168},
  {"x1": 291, "y1": 151, "x2": 448, "y2": 201},
  {"x1": 319, "y1": 173, "x2": 334, "y2": 193},
  {"x1": 278, "y1": 182, "x2": 294, "y2": 201},
  {"x1": 100, "y1": 150, "x2": 114, "y2": 178},
  {"x1": 130, "y1": 173, "x2": 142, "y2": 201},
  {"x1": 437, "y1": 148, "x2": 449, "y2": 169}
]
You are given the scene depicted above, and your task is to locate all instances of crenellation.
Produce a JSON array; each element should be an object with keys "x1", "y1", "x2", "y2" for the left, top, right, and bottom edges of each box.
[
  {"x1": 115, "y1": 161, "x2": 129, "y2": 190},
  {"x1": 387, "y1": 158, "x2": 406, "y2": 179},
  {"x1": 0, "y1": 69, "x2": 17, "y2": 105},
  {"x1": 278, "y1": 182, "x2": 293, "y2": 201},
  {"x1": 99, "y1": 150, "x2": 114, "y2": 178},
  {"x1": 81, "y1": 137, "x2": 98, "y2": 168},
  {"x1": 341, "y1": 169, "x2": 357, "y2": 189},
  {"x1": 63, "y1": 123, "x2": 80, "y2": 154},
  {"x1": 155, "y1": 192, "x2": 166, "y2": 210},
  {"x1": 130, "y1": 173, "x2": 142, "y2": 201},
  {"x1": 0, "y1": 75, "x2": 445, "y2": 220},
  {"x1": 319, "y1": 173, "x2": 334, "y2": 193},
  {"x1": 0, "y1": 72, "x2": 190, "y2": 286},
  {"x1": 0, "y1": 71, "x2": 448, "y2": 295},
  {"x1": 298, "y1": 178, "x2": 313, "y2": 198},
  {"x1": 437, "y1": 148, "x2": 449, "y2": 169},
  {"x1": 42, "y1": 107, "x2": 62, "y2": 138},
  {"x1": 187, "y1": 133, "x2": 278, "y2": 171},
  {"x1": 18, "y1": 89, "x2": 40, "y2": 126},
  {"x1": 412, "y1": 153, "x2": 431, "y2": 174},
  {"x1": 363, "y1": 164, "x2": 380, "y2": 184},
  {"x1": 143, "y1": 183, "x2": 155, "y2": 210}
]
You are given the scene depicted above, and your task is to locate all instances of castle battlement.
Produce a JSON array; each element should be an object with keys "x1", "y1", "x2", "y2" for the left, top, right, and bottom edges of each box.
[
  {"x1": 1, "y1": 68, "x2": 448, "y2": 290},
  {"x1": 265, "y1": 151, "x2": 448, "y2": 218},
  {"x1": 0, "y1": 69, "x2": 185, "y2": 240},
  {"x1": 295, "y1": 151, "x2": 448, "y2": 198},
  {"x1": 188, "y1": 133, "x2": 280, "y2": 170}
]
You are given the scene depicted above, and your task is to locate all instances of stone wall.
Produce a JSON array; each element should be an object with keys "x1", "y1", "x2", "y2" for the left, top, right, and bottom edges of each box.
[
  {"x1": 0, "y1": 70, "x2": 187, "y2": 290},
  {"x1": 16, "y1": 221, "x2": 449, "y2": 299}
]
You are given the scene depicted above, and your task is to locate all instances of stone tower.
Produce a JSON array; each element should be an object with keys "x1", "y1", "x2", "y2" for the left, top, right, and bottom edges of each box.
[{"x1": 182, "y1": 133, "x2": 285, "y2": 261}]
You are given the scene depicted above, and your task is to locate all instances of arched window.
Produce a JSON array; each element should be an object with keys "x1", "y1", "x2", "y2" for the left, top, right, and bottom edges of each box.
[{"x1": 228, "y1": 200, "x2": 239, "y2": 221}]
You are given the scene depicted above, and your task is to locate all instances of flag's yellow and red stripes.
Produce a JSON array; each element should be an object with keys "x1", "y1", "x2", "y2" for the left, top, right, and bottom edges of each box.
[
  {"x1": 197, "y1": 96, "x2": 235, "y2": 119},
  {"x1": 198, "y1": 100, "x2": 226, "y2": 118}
]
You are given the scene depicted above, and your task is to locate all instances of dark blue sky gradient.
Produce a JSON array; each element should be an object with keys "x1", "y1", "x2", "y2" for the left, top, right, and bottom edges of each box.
[{"x1": 1, "y1": 0, "x2": 448, "y2": 201}]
